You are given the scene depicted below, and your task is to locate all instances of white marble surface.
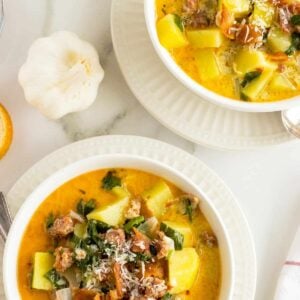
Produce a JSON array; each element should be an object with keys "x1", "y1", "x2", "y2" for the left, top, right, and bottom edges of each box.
[{"x1": 0, "y1": 0, "x2": 300, "y2": 299}]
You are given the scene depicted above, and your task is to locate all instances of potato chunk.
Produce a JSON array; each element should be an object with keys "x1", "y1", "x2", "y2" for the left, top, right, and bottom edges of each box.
[
  {"x1": 186, "y1": 29, "x2": 224, "y2": 48},
  {"x1": 269, "y1": 74, "x2": 296, "y2": 91},
  {"x1": 32, "y1": 252, "x2": 54, "y2": 290},
  {"x1": 195, "y1": 49, "x2": 220, "y2": 80},
  {"x1": 87, "y1": 187, "x2": 130, "y2": 226},
  {"x1": 234, "y1": 49, "x2": 266, "y2": 75},
  {"x1": 141, "y1": 180, "x2": 173, "y2": 218},
  {"x1": 250, "y1": 0, "x2": 275, "y2": 28},
  {"x1": 157, "y1": 14, "x2": 189, "y2": 49},
  {"x1": 168, "y1": 248, "x2": 200, "y2": 294},
  {"x1": 219, "y1": 0, "x2": 250, "y2": 18},
  {"x1": 267, "y1": 27, "x2": 291, "y2": 53},
  {"x1": 242, "y1": 67, "x2": 276, "y2": 100}
]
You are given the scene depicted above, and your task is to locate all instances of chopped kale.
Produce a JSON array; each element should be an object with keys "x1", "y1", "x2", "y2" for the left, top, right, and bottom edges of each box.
[
  {"x1": 241, "y1": 71, "x2": 262, "y2": 88},
  {"x1": 286, "y1": 32, "x2": 300, "y2": 56},
  {"x1": 70, "y1": 234, "x2": 83, "y2": 248},
  {"x1": 134, "y1": 253, "x2": 152, "y2": 262},
  {"x1": 174, "y1": 14, "x2": 184, "y2": 32},
  {"x1": 71, "y1": 221, "x2": 110, "y2": 255},
  {"x1": 91, "y1": 235, "x2": 107, "y2": 251},
  {"x1": 286, "y1": 47, "x2": 294, "y2": 56},
  {"x1": 76, "y1": 199, "x2": 96, "y2": 216},
  {"x1": 74, "y1": 254, "x2": 90, "y2": 270},
  {"x1": 183, "y1": 198, "x2": 193, "y2": 222},
  {"x1": 44, "y1": 269, "x2": 69, "y2": 290},
  {"x1": 74, "y1": 247, "x2": 95, "y2": 270},
  {"x1": 160, "y1": 223, "x2": 184, "y2": 250},
  {"x1": 291, "y1": 15, "x2": 300, "y2": 26},
  {"x1": 71, "y1": 235, "x2": 106, "y2": 270},
  {"x1": 86, "y1": 220, "x2": 111, "y2": 252},
  {"x1": 124, "y1": 216, "x2": 145, "y2": 234},
  {"x1": 87, "y1": 219, "x2": 99, "y2": 237},
  {"x1": 292, "y1": 32, "x2": 300, "y2": 49},
  {"x1": 45, "y1": 213, "x2": 55, "y2": 229},
  {"x1": 101, "y1": 171, "x2": 121, "y2": 190},
  {"x1": 87, "y1": 219, "x2": 111, "y2": 236},
  {"x1": 161, "y1": 293, "x2": 173, "y2": 300}
]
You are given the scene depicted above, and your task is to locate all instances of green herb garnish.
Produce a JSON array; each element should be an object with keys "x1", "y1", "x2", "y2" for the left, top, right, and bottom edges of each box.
[
  {"x1": 291, "y1": 15, "x2": 300, "y2": 26},
  {"x1": 70, "y1": 235, "x2": 107, "y2": 270},
  {"x1": 101, "y1": 171, "x2": 121, "y2": 190},
  {"x1": 70, "y1": 234, "x2": 83, "y2": 248},
  {"x1": 182, "y1": 198, "x2": 193, "y2": 222},
  {"x1": 87, "y1": 219, "x2": 111, "y2": 236},
  {"x1": 44, "y1": 269, "x2": 69, "y2": 290},
  {"x1": 134, "y1": 253, "x2": 152, "y2": 262},
  {"x1": 241, "y1": 71, "x2": 262, "y2": 88},
  {"x1": 160, "y1": 223, "x2": 184, "y2": 250},
  {"x1": 162, "y1": 293, "x2": 173, "y2": 300},
  {"x1": 45, "y1": 213, "x2": 55, "y2": 229},
  {"x1": 174, "y1": 14, "x2": 184, "y2": 32},
  {"x1": 286, "y1": 32, "x2": 300, "y2": 56},
  {"x1": 124, "y1": 216, "x2": 145, "y2": 234},
  {"x1": 76, "y1": 199, "x2": 96, "y2": 216},
  {"x1": 286, "y1": 46, "x2": 295, "y2": 56}
]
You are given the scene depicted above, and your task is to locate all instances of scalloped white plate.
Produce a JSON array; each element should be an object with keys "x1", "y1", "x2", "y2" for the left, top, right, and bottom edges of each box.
[
  {"x1": 3, "y1": 136, "x2": 256, "y2": 299},
  {"x1": 111, "y1": 0, "x2": 296, "y2": 150}
]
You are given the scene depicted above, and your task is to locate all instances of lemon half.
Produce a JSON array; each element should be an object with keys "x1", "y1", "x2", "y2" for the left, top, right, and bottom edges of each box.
[{"x1": 0, "y1": 103, "x2": 13, "y2": 159}]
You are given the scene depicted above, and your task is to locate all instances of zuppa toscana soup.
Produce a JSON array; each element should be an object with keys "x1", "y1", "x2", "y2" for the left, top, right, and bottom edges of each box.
[
  {"x1": 18, "y1": 169, "x2": 221, "y2": 300},
  {"x1": 156, "y1": 0, "x2": 300, "y2": 102}
]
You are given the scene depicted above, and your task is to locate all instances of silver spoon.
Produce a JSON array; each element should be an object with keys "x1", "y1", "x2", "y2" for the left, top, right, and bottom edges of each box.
[
  {"x1": 0, "y1": 192, "x2": 12, "y2": 241},
  {"x1": 282, "y1": 107, "x2": 300, "y2": 139}
]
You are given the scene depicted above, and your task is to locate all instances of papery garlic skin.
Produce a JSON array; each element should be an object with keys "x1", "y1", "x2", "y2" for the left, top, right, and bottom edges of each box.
[{"x1": 18, "y1": 31, "x2": 104, "y2": 119}]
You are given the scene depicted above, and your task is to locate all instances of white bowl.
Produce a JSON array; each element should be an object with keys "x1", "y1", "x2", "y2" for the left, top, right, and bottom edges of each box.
[
  {"x1": 144, "y1": 0, "x2": 300, "y2": 112},
  {"x1": 3, "y1": 154, "x2": 234, "y2": 299}
]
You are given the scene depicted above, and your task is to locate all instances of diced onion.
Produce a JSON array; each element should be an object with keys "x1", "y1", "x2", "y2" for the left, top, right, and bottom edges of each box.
[{"x1": 69, "y1": 210, "x2": 85, "y2": 223}]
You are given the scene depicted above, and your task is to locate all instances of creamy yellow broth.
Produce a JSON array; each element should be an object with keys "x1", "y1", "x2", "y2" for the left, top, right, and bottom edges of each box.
[
  {"x1": 18, "y1": 169, "x2": 221, "y2": 299},
  {"x1": 156, "y1": 0, "x2": 300, "y2": 102}
]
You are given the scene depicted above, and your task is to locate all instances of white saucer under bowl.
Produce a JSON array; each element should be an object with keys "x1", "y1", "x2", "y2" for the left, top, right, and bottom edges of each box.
[
  {"x1": 2, "y1": 135, "x2": 256, "y2": 300},
  {"x1": 111, "y1": 0, "x2": 296, "y2": 150}
]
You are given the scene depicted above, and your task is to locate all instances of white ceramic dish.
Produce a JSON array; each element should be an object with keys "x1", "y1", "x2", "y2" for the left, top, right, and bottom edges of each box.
[
  {"x1": 1, "y1": 136, "x2": 256, "y2": 299},
  {"x1": 111, "y1": 0, "x2": 295, "y2": 150},
  {"x1": 144, "y1": 0, "x2": 300, "y2": 113},
  {"x1": 4, "y1": 154, "x2": 234, "y2": 299}
]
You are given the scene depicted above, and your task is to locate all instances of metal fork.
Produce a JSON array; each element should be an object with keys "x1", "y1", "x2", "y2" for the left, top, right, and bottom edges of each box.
[{"x1": 0, "y1": 192, "x2": 12, "y2": 241}]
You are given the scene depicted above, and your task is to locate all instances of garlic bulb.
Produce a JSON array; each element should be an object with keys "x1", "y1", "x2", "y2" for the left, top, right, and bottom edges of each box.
[{"x1": 18, "y1": 31, "x2": 104, "y2": 119}]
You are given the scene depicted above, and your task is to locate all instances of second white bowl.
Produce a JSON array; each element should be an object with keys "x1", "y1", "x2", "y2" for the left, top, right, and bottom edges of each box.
[{"x1": 144, "y1": 0, "x2": 300, "y2": 113}]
